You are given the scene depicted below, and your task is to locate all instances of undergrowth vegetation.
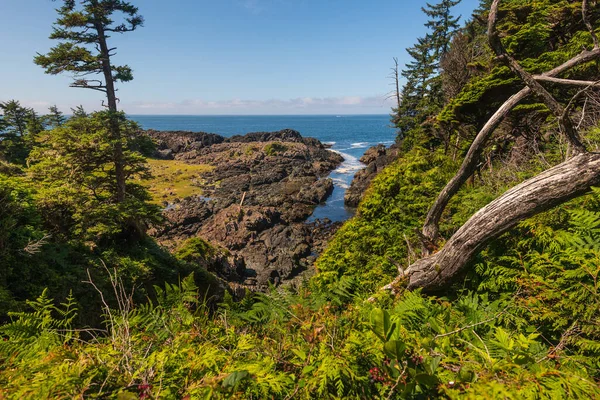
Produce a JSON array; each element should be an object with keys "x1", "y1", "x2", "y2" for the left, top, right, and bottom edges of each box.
[
  {"x1": 2, "y1": 0, "x2": 600, "y2": 398},
  {"x1": 2, "y1": 145, "x2": 600, "y2": 398}
]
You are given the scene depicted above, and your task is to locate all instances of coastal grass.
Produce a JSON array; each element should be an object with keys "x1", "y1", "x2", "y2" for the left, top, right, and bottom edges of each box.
[{"x1": 140, "y1": 158, "x2": 213, "y2": 204}]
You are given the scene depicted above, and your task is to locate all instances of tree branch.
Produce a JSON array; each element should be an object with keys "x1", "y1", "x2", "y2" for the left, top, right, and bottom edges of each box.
[
  {"x1": 533, "y1": 76, "x2": 600, "y2": 87},
  {"x1": 488, "y1": 0, "x2": 586, "y2": 154},
  {"x1": 420, "y1": 1, "x2": 600, "y2": 244},
  {"x1": 407, "y1": 152, "x2": 600, "y2": 291},
  {"x1": 582, "y1": 0, "x2": 599, "y2": 49}
]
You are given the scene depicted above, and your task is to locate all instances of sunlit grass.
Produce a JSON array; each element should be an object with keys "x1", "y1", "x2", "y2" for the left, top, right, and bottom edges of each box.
[{"x1": 140, "y1": 158, "x2": 214, "y2": 204}]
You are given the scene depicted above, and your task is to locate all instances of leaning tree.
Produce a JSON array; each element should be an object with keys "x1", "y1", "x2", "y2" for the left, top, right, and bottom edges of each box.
[
  {"x1": 35, "y1": 0, "x2": 143, "y2": 203},
  {"x1": 385, "y1": 0, "x2": 600, "y2": 292}
]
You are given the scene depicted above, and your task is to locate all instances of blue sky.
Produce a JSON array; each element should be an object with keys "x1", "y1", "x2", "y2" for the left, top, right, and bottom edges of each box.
[{"x1": 0, "y1": 0, "x2": 479, "y2": 115}]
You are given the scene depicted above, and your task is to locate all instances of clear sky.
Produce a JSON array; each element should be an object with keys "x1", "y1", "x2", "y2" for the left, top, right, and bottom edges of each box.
[{"x1": 0, "y1": 0, "x2": 479, "y2": 115}]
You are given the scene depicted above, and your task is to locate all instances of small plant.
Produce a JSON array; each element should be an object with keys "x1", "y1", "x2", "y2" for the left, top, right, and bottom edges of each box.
[{"x1": 264, "y1": 142, "x2": 287, "y2": 156}]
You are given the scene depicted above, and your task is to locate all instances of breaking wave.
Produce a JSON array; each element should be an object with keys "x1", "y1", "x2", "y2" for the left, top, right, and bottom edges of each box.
[{"x1": 330, "y1": 149, "x2": 365, "y2": 175}]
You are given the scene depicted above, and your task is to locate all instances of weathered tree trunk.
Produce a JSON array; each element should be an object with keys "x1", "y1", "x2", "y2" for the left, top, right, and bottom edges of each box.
[
  {"x1": 393, "y1": 57, "x2": 401, "y2": 111},
  {"x1": 406, "y1": 152, "x2": 600, "y2": 290},
  {"x1": 389, "y1": 0, "x2": 600, "y2": 291},
  {"x1": 420, "y1": 2, "x2": 600, "y2": 245},
  {"x1": 421, "y1": 87, "x2": 531, "y2": 246},
  {"x1": 95, "y1": 20, "x2": 126, "y2": 203}
]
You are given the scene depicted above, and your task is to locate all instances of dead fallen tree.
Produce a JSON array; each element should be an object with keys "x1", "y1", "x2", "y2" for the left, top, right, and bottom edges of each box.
[
  {"x1": 390, "y1": 0, "x2": 600, "y2": 292},
  {"x1": 420, "y1": 0, "x2": 600, "y2": 247},
  {"x1": 406, "y1": 152, "x2": 600, "y2": 290}
]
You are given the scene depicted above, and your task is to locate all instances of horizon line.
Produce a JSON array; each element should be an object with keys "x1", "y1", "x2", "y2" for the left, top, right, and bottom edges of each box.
[{"x1": 124, "y1": 113, "x2": 392, "y2": 117}]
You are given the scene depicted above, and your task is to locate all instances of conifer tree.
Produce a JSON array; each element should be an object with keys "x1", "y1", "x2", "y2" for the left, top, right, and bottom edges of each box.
[
  {"x1": 395, "y1": 36, "x2": 437, "y2": 141},
  {"x1": 0, "y1": 101, "x2": 40, "y2": 163},
  {"x1": 71, "y1": 105, "x2": 88, "y2": 118},
  {"x1": 0, "y1": 100, "x2": 30, "y2": 137},
  {"x1": 46, "y1": 105, "x2": 66, "y2": 128},
  {"x1": 34, "y1": 0, "x2": 143, "y2": 203},
  {"x1": 393, "y1": 0, "x2": 462, "y2": 147},
  {"x1": 26, "y1": 111, "x2": 47, "y2": 137},
  {"x1": 422, "y1": 0, "x2": 462, "y2": 62}
]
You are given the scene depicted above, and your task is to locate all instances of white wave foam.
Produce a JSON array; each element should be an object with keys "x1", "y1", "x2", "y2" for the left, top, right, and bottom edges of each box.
[
  {"x1": 351, "y1": 142, "x2": 369, "y2": 148},
  {"x1": 331, "y1": 178, "x2": 350, "y2": 189},
  {"x1": 324, "y1": 141, "x2": 336, "y2": 145},
  {"x1": 330, "y1": 149, "x2": 365, "y2": 175}
]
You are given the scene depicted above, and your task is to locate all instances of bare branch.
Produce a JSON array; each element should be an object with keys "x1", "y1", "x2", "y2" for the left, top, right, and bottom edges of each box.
[
  {"x1": 489, "y1": 0, "x2": 585, "y2": 154},
  {"x1": 563, "y1": 80, "x2": 600, "y2": 119},
  {"x1": 534, "y1": 76, "x2": 600, "y2": 87},
  {"x1": 23, "y1": 234, "x2": 51, "y2": 254}
]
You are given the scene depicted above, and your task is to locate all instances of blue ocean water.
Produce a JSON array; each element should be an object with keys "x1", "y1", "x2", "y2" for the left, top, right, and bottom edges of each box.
[{"x1": 130, "y1": 115, "x2": 396, "y2": 222}]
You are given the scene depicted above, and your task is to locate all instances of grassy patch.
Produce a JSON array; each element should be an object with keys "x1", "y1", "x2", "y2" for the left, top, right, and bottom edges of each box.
[
  {"x1": 141, "y1": 159, "x2": 213, "y2": 204},
  {"x1": 264, "y1": 142, "x2": 288, "y2": 156}
]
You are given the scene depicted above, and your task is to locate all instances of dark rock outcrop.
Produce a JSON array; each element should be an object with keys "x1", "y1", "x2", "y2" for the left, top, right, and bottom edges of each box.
[
  {"x1": 146, "y1": 129, "x2": 225, "y2": 154},
  {"x1": 145, "y1": 129, "x2": 344, "y2": 291},
  {"x1": 344, "y1": 143, "x2": 400, "y2": 207}
]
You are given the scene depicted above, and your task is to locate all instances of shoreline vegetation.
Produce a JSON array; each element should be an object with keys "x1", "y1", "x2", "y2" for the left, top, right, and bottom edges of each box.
[{"x1": 1, "y1": 0, "x2": 600, "y2": 398}]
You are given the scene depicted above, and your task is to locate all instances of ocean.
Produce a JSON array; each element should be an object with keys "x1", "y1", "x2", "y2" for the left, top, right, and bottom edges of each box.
[{"x1": 130, "y1": 115, "x2": 397, "y2": 222}]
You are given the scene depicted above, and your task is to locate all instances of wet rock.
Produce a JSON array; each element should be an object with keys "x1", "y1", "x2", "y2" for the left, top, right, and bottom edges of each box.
[{"x1": 345, "y1": 143, "x2": 400, "y2": 207}]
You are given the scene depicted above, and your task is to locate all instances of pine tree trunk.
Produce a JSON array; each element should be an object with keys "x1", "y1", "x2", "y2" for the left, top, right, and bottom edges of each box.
[{"x1": 95, "y1": 22, "x2": 126, "y2": 203}]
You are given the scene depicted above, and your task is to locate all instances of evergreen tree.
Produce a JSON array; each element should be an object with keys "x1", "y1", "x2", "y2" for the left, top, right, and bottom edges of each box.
[
  {"x1": 392, "y1": 0, "x2": 462, "y2": 148},
  {"x1": 422, "y1": 0, "x2": 462, "y2": 62},
  {"x1": 395, "y1": 35, "x2": 437, "y2": 141},
  {"x1": 46, "y1": 105, "x2": 66, "y2": 128},
  {"x1": 26, "y1": 110, "x2": 47, "y2": 137},
  {"x1": 28, "y1": 111, "x2": 158, "y2": 242},
  {"x1": 70, "y1": 105, "x2": 88, "y2": 118},
  {"x1": 0, "y1": 101, "x2": 41, "y2": 163},
  {"x1": 34, "y1": 0, "x2": 144, "y2": 203},
  {"x1": 0, "y1": 100, "x2": 30, "y2": 137}
]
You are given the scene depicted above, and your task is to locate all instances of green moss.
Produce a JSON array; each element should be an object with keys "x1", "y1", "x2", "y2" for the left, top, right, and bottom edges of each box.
[
  {"x1": 175, "y1": 237, "x2": 227, "y2": 262},
  {"x1": 264, "y1": 142, "x2": 288, "y2": 156}
]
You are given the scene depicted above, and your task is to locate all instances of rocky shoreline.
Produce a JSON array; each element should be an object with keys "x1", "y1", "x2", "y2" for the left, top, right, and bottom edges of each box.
[{"x1": 146, "y1": 129, "x2": 345, "y2": 291}]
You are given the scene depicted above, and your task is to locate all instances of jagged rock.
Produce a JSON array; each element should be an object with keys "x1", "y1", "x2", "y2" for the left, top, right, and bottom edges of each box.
[
  {"x1": 229, "y1": 128, "x2": 305, "y2": 143},
  {"x1": 156, "y1": 149, "x2": 174, "y2": 160},
  {"x1": 146, "y1": 129, "x2": 225, "y2": 154},
  {"x1": 145, "y1": 128, "x2": 345, "y2": 292}
]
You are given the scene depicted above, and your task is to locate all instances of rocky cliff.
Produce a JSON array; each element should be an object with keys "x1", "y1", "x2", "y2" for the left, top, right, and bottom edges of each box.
[{"x1": 146, "y1": 129, "x2": 343, "y2": 291}]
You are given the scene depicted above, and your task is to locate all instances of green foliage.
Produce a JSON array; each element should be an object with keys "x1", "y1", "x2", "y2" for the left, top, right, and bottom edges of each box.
[
  {"x1": 175, "y1": 236, "x2": 223, "y2": 262},
  {"x1": 0, "y1": 100, "x2": 44, "y2": 164},
  {"x1": 0, "y1": 174, "x2": 46, "y2": 312},
  {"x1": 34, "y1": 0, "x2": 143, "y2": 92},
  {"x1": 28, "y1": 111, "x2": 159, "y2": 243},
  {"x1": 314, "y1": 147, "x2": 457, "y2": 292},
  {"x1": 264, "y1": 142, "x2": 288, "y2": 156},
  {"x1": 46, "y1": 105, "x2": 66, "y2": 128}
]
